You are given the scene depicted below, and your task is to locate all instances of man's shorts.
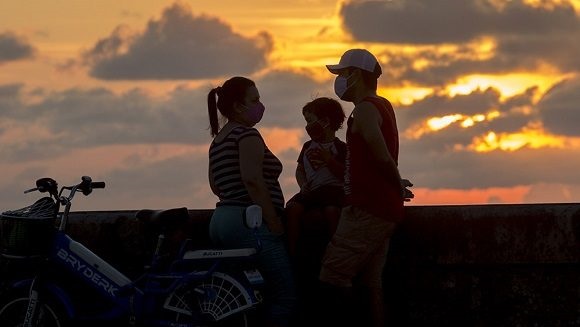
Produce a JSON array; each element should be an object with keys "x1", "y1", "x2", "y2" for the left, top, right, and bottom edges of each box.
[{"x1": 319, "y1": 205, "x2": 397, "y2": 289}]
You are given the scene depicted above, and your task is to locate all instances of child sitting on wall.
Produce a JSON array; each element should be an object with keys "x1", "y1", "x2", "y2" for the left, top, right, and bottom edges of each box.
[{"x1": 285, "y1": 97, "x2": 346, "y2": 257}]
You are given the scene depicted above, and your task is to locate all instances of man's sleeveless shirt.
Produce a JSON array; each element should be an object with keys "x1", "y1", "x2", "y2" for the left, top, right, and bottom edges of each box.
[{"x1": 344, "y1": 96, "x2": 404, "y2": 221}]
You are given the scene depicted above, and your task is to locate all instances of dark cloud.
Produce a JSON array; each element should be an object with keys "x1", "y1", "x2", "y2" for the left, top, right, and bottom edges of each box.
[
  {"x1": 397, "y1": 86, "x2": 541, "y2": 153},
  {"x1": 393, "y1": 82, "x2": 579, "y2": 190},
  {"x1": 1, "y1": 70, "x2": 577, "y2": 205},
  {"x1": 395, "y1": 84, "x2": 557, "y2": 186},
  {"x1": 345, "y1": 1, "x2": 580, "y2": 87},
  {"x1": 340, "y1": 0, "x2": 579, "y2": 44},
  {"x1": 397, "y1": 87, "x2": 501, "y2": 128},
  {"x1": 0, "y1": 32, "x2": 35, "y2": 64},
  {"x1": 24, "y1": 87, "x2": 210, "y2": 148},
  {"x1": 0, "y1": 84, "x2": 24, "y2": 116},
  {"x1": 257, "y1": 70, "x2": 333, "y2": 127},
  {"x1": 0, "y1": 167, "x2": 50, "y2": 211},
  {"x1": 84, "y1": 2, "x2": 273, "y2": 80},
  {"x1": 0, "y1": 70, "x2": 329, "y2": 162},
  {"x1": 380, "y1": 35, "x2": 580, "y2": 87},
  {"x1": 0, "y1": 153, "x2": 212, "y2": 211},
  {"x1": 537, "y1": 77, "x2": 580, "y2": 136},
  {"x1": 399, "y1": 146, "x2": 580, "y2": 190},
  {"x1": 99, "y1": 153, "x2": 212, "y2": 210},
  {"x1": 380, "y1": 47, "x2": 546, "y2": 87}
]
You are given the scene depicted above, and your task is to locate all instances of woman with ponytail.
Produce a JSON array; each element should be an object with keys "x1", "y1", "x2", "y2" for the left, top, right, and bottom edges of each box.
[{"x1": 206, "y1": 76, "x2": 295, "y2": 326}]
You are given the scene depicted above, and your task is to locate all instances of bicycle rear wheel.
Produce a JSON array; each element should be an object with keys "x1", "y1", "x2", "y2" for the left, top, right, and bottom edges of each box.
[
  {"x1": 165, "y1": 271, "x2": 257, "y2": 326},
  {"x1": 0, "y1": 296, "x2": 64, "y2": 327},
  {"x1": 173, "y1": 310, "x2": 249, "y2": 327}
]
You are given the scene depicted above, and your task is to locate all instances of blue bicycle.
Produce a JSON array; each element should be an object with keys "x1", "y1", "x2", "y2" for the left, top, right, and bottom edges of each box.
[{"x1": 0, "y1": 176, "x2": 265, "y2": 326}]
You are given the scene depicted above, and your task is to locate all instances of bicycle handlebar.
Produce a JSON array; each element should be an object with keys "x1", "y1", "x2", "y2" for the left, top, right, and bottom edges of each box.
[
  {"x1": 24, "y1": 176, "x2": 105, "y2": 201},
  {"x1": 90, "y1": 182, "x2": 106, "y2": 189},
  {"x1": 76, "y1": 176, "x2": 105, "y2": 196},
  {"x1": 21, "y1": 176, "x2": 106, "y2": 232}
]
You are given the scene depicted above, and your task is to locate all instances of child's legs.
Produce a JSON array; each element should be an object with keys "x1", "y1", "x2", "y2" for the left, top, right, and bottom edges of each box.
[
  {"x1": 308, "y1": 186, "x2": 344, "y2": 239},
  {"x1": 284, "y1": 195, "x2": 306, "y2": 256}
]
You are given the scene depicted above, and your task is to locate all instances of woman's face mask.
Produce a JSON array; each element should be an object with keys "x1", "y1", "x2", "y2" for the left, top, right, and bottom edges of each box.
[{"x1": 240, "y1": 102, "x2": 265, "y2": 125}]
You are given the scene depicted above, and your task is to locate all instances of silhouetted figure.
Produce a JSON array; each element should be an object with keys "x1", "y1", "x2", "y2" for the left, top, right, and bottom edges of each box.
[
  {"x1": 284, "y1": 97, "x2": 347, "y2": 325},
  {"x1": 285, "y1": 97, "x2": 346, "y2": 258},
  {"x1": 319, "y1": 49, "x2": 414, "y2": 327},
  {"x1": 207, "y1": 76, "x2": 296, "y2": 327}
]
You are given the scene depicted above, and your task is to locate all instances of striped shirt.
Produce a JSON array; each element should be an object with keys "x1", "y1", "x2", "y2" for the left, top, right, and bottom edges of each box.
[{"x1": 209, "y1": 126, "x2": 285, "y2": 211}]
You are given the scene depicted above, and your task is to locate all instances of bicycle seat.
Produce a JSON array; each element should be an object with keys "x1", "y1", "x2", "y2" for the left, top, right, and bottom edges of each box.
[
  {"x1": 135, "y1": 207, "x2": 190, "y2": 229},
  {"x1": 182, "y1": 248, "x2": 257, "y2": 260}
]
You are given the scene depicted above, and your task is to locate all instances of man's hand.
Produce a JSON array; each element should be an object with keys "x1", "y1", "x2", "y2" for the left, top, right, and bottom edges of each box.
[
  {"x1": 401, "y1": 178, "x2": 414, "y2": 202},
  {"x1": 306, "y1": 147, "x2": 331, "y2": 169}
]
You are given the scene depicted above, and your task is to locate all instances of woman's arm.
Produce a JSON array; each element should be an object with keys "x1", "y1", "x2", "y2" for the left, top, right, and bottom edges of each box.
[
  {"x1": 208, "y1": 167, "x2": 219, "y2": 196},
  {"x1": 239, "y1": 135, "x2": 284, "y2": 235}
]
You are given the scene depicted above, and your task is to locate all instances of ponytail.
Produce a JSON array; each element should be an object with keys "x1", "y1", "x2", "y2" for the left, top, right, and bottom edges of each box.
[
  {"x1": 207, "y1": 87, "x2": 220, "y2": 137},
  {"x1": 207, "y1": 77, "x2": 255, "y2": 138}
]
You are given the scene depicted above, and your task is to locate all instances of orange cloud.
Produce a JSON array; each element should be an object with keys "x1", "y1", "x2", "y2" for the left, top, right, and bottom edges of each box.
[
  {"x1": 405, "y1": 111, "x2": 501, "y2": 139},
  {"x1": 259, "y1": 127, "x2": 304, "y2": 153},
  {"x1": 445, "y1": 73, "x2": 564, "y2": 101},
  {"x1": 467, "y1": 122, "x2": 580, "y2": 152},
  {"x1": 408, "y1": 185, "x2": 531, "y2": 205}
]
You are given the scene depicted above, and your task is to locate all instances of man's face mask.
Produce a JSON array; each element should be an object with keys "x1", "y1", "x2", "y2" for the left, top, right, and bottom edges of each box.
[{"x1": 334, "y1": 71, "x2": 357, "y2": 100}]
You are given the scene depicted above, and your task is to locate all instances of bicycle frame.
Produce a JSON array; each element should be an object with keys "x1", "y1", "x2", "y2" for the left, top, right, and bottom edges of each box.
[{"x1": 2, "y1": 177, "x2": 264, "y2": 326}]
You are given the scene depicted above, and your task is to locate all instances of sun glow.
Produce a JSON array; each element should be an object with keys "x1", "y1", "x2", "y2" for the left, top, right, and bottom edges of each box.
[
  {"x1": 469, "y1": 124, "x2": 569, "y2": 152},
  {"x1": 428, "y1": 114, "x2": 464, "y2": 131},
  {"x1": 446, "y1": 73, "x2": 563, "y2": 100},
  {"x1": 379, "y1": 86, "x2": 433, "y2": 106},
  {"x1": 523, "y1": 0, "x2": 580, "y2": 11},
  {"x1": 406, "y1": 111, "x2": 501, "y2": 139}
]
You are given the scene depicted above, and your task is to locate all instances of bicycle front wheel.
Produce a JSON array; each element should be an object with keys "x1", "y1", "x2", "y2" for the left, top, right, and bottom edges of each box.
[{"x1": 0, "y1": 296, "x2": 64, "y2": 327}]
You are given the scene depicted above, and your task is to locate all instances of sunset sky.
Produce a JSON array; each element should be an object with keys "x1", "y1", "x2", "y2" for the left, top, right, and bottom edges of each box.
[{"x1": 1, "y1": 0, "x2": 580, "y2": 211}]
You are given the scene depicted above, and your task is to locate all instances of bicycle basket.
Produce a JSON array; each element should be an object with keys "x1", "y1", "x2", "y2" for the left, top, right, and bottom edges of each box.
[{"x1": 0, "y1": 197, "x2": 57, "y2": 257}]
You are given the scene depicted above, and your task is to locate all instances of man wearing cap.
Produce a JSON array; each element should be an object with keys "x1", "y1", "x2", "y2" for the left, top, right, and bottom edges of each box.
[{"x1": 319, "y1": 48, "x2": 413, "y2": 326}]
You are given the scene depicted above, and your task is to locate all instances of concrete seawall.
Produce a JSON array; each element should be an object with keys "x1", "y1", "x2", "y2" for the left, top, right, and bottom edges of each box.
[{"x1": 1, "y1": 203, "x2": 579, "y2": 326}]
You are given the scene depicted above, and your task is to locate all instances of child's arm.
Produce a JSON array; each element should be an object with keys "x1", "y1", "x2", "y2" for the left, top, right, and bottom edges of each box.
[{"x1": 296, "y1": 162, "x2": 307, "y2": 191}]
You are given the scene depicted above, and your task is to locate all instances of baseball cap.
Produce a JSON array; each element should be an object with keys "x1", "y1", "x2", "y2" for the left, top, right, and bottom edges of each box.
[{"x1": 326, "y1": 49, "x2": 382, "y2": 76}]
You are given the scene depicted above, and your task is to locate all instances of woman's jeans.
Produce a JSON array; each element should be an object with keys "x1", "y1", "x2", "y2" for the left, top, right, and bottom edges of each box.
[{"x1": 209, "y1": 205, "x2": 296, "y2": 325}]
